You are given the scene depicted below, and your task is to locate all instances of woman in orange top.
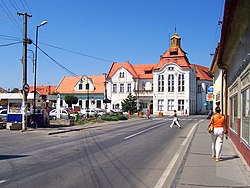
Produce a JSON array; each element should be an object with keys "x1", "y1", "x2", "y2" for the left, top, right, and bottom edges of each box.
[{"x1": 208, "y1": 107, "x2": 228, "y2": 162}]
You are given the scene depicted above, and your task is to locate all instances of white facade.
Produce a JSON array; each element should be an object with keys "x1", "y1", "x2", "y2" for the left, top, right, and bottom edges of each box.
[
  {"x1": 106, "y1": 33, "x2": 212, "y2": 116},
  {"x1": 153, "y1": 63, "x2": 196, "y2": 116},
  {"x1": 107, "y1": 67, "x2": 136, "y2": 111}
]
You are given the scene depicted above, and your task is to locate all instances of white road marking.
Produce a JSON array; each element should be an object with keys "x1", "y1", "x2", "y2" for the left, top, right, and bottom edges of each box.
[
  {"x1": 0, "y1": 180, "x2": 7, "y2": 184},
  {"x1": 154, "y1": 120, "x2": 202, "y2": 188},
  {"x1": 124, "y1": 124, "x2": 162, "y2": 140}
]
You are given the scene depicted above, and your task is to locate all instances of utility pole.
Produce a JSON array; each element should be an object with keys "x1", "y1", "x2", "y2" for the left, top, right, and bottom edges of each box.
[{"x1": 18, "y1": 12, "x2": 32, "y2": 131}]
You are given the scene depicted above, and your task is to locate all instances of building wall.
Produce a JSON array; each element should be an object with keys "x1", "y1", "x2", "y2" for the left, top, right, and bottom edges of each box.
[
  {"x1": 228, "y1": 63, "x2": 250, "y2": 165},
  {"x1": 153, "y1": 63, "x2": 193, "y2": 116},
  {"x1": 196, "y1": 80, "x2": 213, "y2": 114},
  {"x1": 107, "y1": 67, "x2": 135, "y2": 111},
  {"x1": 212, "y1": 68, "x2": 223, "y2": 108}
]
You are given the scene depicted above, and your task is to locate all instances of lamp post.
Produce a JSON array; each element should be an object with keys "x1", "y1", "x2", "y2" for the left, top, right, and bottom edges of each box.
[
  {"x1": 33, "y1": 21, "x2": 47, "y2": 117},
  {"x1": 86, "y1": 82, "x2": 90, "y2": 118},
  {"x1": 103, "y1": 73, "x2": 107, "y2": 112}
]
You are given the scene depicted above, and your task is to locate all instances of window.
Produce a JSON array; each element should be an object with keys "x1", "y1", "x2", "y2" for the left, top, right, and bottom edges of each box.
[
  {"x1": 97, "y1": 100, "x2": 101, "y2": 109},
  {"x1": 119, "y1": 72, "x2": 125, "y2": 78},
  {"x1": 142, "y1": 81, "x2": 146, "y2": 90},
  {"x1": 178, "y1": 100, "x2": 184, "y2": 111},
  {"x1": 230, "y1": 95, "x2": 238, "y2": 133},
  {"x1": 178, "y1": 74, "x2": 185, "y2": 92},
  {"x1": 197, "y1": 85, "x2": 202, "y2": 93},
  {"x1": 79, "y1": 100, "x2": 82, "y2": 107},
  {"x1": 120, "y1": 83, "x2": 124, "y2": 93},
  {"x1": 86, "y1": 83, "x2": 89, "y2": 90},
  {"x1": 86, "y1": 100, "x2": 89, "y2": 109},
  {"x1": 168, "y1": 99, "x2": 174, "y2": 111},
  {"x1": 79, "y1": 83, "x2": 82, "y2": 90},
  {"x1": 158, "y1": 75, "x2": 164, "y2": 92},
  {"x1": 158, "y1": 99, "x2": 164, "y2": 111},
  {"x1": 142, "y1": 103, "x2": 148, "y2": 108},
  {"x1": 168, "y1": 74, "x2": 174, "y2": 92},
  {"x1": 127, "y1": 83, "x2": 131, "y2": 92},
  {"x1": 113, "y1": 84, "x2": 117, "y2": 93},
  {"x1": 241, "y1": 88, "x2": 249, "y2": 145},
  {"x1": 168, "y1": 67, "x2": 174, "y2": 71}
]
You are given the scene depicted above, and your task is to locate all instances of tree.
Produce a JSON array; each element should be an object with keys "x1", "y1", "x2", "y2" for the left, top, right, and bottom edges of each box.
[
  {"x1": 10, "y1": 88, "x2": 19, "y2": 93},
  {"x1": 121, "y1": 93, "x2": 137, "y2": 114},
  {"x1": 64, "y1": 95, "x2": 78, "y2": 108}
]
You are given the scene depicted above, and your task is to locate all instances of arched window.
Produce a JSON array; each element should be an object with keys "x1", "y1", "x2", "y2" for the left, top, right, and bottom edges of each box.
[
  {"x1": 168, "y1": 74, "x2": 174, "y2": 92},
  {"x1": 178, "y1": 74, "x2": 185, "y2": 92},
  {"x1": 158, "y1": 75, "x2": 164, "y2": 92}
]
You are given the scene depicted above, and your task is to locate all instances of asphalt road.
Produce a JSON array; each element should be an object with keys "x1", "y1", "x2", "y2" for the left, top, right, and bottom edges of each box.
[{"x1": 0, "y1": 116, "x2": 203, "y2": 188}]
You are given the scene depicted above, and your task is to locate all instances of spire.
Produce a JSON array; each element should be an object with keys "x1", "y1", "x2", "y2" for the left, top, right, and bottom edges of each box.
[{"x1": 170, "y1": 32, "x2": 181, "y2": 48}]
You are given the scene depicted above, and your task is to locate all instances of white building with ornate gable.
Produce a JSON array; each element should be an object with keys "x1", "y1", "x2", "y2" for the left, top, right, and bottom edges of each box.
[{"x1": 106, "y1": 33, "x2": 213, "y2": 115}]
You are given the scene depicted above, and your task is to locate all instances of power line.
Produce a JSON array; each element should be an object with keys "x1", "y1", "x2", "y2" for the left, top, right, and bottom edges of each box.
[
  {"x1": 0, "y1": 34, "x2": 22, "y2": 40},
  {"x1": 23, "y1": 0, "x2": 32, "y2": 14},
  {"x1": 0, "y1": 1, "x2": 22, "y2": 32},
  {"x1": 40, "y1": 42, "x2": 114, "y2": 63},
  {"x1": 35, "y1": 44, "x2": 78, "y2": 76},
  {"x1": 210, "y1": 0, "x2": 225, "y2": 55},
  {"x1": 19, "y1": 0, "x2": 29, "y2": 13},
  {"x1": 8, "y1": 0, "x2": 21, "y2": 12},
  {"x1": 0, "y1": 41, "x2": 22, "y2": 47}
]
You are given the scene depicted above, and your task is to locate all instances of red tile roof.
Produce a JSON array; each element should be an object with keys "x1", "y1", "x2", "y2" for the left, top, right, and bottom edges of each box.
[
  {"x1": 194, "y1": 64, "x2": 213, "y2": 81},
  {"x1": 29, "y1": 85, "x2": 56, "y2": 95},
  {"x1": 154, "y1": 46, "x2": 191, "y2": 70},
  {"x1": 107, "y1": 61, "x2": 156, "y2": 79},
  {"x1": 55, "y1": 75, "x2": 105, "y2": 94},
  {"x1": 107, "y1": 61, "x2": 138, "y2": 79}
]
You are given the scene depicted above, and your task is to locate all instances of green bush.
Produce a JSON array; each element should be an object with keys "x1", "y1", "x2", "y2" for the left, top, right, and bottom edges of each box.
[
  {"x1": 101, "y1": 114, "x2": 128, "y2": 121},
  {"x1": 117, "y1": 115, "x2": 128, "y2": 120}
]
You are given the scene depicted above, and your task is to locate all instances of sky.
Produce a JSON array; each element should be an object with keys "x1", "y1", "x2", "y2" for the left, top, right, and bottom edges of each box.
[{"x1": 0, "y1": 0, "x2": 225, "y2": 91}]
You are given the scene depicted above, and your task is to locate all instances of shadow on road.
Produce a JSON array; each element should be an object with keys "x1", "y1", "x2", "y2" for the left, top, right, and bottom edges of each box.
[{"x1": 0, "y1": 154, "x2": 30, "y2": 160}]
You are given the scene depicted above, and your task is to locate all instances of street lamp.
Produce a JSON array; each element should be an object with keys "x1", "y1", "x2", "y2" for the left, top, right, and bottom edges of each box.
[
  {"x1": 86, "y1": 82, "x2": 90, "y2": 118},
  {"x1": 33, "y1": 21, "x2": 47, "y2": 119}
]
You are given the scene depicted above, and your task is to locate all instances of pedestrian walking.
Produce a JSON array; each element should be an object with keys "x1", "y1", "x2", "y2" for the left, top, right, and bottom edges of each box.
[
  {"x1": 146, "y1": 109, "x2": 152, "y2": 120},
  {"x1": 207, "y1": 107, "x2": 227, "y2": 162},
  {"x1": 170, "y1": 110, "x2": 181, "y2": 129}
]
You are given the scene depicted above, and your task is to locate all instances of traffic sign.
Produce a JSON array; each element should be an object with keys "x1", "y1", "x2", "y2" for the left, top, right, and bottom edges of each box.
[
  {"x1": 206, "y1": 93, "x2": 213, "y2": 101},
  {"x1": 207, "y1": 87, "x2": 214, "y2": 93},
  {"x1": 23, "y1": 83, "x2": 29, "y2": 93}
]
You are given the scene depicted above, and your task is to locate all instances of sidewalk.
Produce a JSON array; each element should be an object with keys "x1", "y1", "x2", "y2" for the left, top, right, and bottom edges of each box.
[{"x1": 173, "y1": 119, "x2": 250, "y2": 187}]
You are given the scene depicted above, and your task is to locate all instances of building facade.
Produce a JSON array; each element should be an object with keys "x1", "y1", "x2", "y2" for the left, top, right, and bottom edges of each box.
[
  {"x1": 106, "y1": 33, "x2": 212, "y2": 115},
  {"x1": 210, "y1": 0, "x2": 250, "y2": 166},
  {"x1": 55, "y1": 75, "x2": 105, "y2": 110}
]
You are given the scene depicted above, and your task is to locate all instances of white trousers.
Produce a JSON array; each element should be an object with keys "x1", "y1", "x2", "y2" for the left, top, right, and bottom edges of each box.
[
  {"x1": 211, "y1": 127, "x2": 224, "y2": 159},
  {"x1": 170, "y1": 117, "x2": 181, "y2": 128}
]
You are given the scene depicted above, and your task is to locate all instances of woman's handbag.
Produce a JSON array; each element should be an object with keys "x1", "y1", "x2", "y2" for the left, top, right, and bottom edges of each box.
[
  {"x1": 208, "y1": 124, "x2": 214, "y2": 133},
  {"x1": 207, "y1": 117, "x2": 214, "y2": 133}
]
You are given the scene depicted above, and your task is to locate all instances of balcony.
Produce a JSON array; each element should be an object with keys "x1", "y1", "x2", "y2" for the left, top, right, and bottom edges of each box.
[{"x1": 134, "y1": 89, "x2": 153, "y2": 97}]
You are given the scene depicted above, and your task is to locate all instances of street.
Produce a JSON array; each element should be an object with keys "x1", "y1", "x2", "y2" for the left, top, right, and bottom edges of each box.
[{"x1": 0, "y1": 116, "x2": 203, "y2": 188}]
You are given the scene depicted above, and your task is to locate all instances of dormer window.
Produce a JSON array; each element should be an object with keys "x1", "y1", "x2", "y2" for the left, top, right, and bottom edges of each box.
[
  {"x1": 119, "y1": 72, "x2": 125, "y2": 78},
  {"x1": 79, "y1": 83, "x2": 83, "y2": 90},
  {"x1": 168, "y1": 67, "x2": 174, "y2": 71}
]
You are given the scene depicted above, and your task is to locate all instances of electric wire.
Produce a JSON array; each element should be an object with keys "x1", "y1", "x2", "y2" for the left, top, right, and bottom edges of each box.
[
  {"x1": 0, "y1": 0, "x2": 22, "y2": 32},
  {"x1": 8, "y1": 0, "x2": 21, "y2": 12},
  {"x1": 0, "y1": 41, "x2": 22, "y2": 47},
  {"x1": 35, "y1": 44, "x2": 78, "y2": 76},
  {"x1": 209, "y1": 0, "x2": 225, "y2": 55},
  {"x1": 23, "y1": 0, "x2": 32, "y2": 14},
  {"x1": 18, "y1": 0, "x2": 28, "y2": 13},
  {"x1": 40, "y1": 42, "x2": 114, "y2": 63},
  {"x1": 0, "y1": 34, "x2": 22, "y2": 41}
]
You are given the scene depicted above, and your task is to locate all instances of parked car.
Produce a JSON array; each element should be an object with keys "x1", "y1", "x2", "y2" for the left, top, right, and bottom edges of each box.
[
  {"x1": 0, "y1": 108, "x2": 7, "y2": 121},
  {"x1": 49, "y1": 109, "x2": 69, "y2": 120},
  {"x1": 95, "y1": 108, "x2": 106, "y2": 117},
  {"x1": 80, "y1": 109, "x2": 97, "y2": 117}
]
